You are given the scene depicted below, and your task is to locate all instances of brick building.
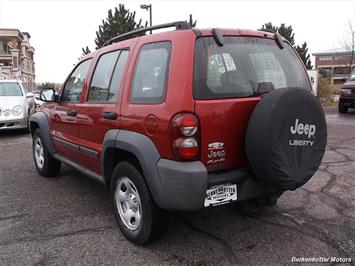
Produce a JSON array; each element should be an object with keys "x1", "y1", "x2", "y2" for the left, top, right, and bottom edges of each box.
[
  {"x1": 0, "y1": 28, "x2": 35, "y2": 89},
  {"x1": 312, "y1": 49, "x2": 355, "y2": 85}
]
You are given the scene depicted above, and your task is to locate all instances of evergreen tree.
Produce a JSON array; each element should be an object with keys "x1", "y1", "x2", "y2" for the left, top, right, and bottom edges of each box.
[
  {"x1": 261, "y1": 22, "x2": 295, "y2": 45},
  {"x1": 261, "y1": 22, "x2": 312, "y2": 69},
  {"x1": 261, "y1": 22, "x2": 278, "y2": 33},
  {"x1": 82, "y1": 4, "x2": 145, "y2": 55},
  {"x1": 81, "y1": 46, "x2": 91, "y2": 55},
  {"x1": 277, "y1": 23, "x2": 295, "y2": 46},
  {"x1": 188, "y1": 14, "x2": 197, "y2": 28},
  {"x1": 295, "y1": 42, "x2": 313, "y2": 69}
]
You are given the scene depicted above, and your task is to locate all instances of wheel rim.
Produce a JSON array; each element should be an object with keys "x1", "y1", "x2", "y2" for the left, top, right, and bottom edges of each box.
[
  {"x1": 34, "y1": 137, "x2": 44, "y2": 169},
  {"x1": 115, "y1": 177, "x2": 142, "y2": 231}
]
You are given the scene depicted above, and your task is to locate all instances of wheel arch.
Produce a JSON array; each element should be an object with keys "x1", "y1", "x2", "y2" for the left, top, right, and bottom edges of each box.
[
  {"x1": 29, "y1": 112, "x2": 56, "y2": 154},
  {"x1": 102, "y1": 129, "x2": 171, "y2": 210}
]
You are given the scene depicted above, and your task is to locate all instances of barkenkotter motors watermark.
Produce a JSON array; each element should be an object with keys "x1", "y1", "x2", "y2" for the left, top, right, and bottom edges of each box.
[{"x1": 291, "y1": 257, "x2": 352, "y2": 263}]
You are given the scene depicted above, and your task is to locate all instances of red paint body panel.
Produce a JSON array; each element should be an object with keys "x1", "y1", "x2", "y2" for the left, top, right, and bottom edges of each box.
[{"x1": 195, "y1": 97, "x2": 260, "y2": 170}]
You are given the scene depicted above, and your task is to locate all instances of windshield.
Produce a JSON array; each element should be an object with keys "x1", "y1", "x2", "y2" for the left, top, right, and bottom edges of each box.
[
  {"x1": 349, "y1": 71, "x2": 355, "y2": 81},
  {"x1": 0, "y1": 82, "x2": 23, "y2": 96},
  {"x1": 194, "y1": 36, "x2": 311, "y2": 99}
]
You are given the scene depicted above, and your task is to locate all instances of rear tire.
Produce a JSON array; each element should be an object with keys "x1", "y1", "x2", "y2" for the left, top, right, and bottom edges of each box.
[
  {"x1": 32, "y1": 129, "x2": 61, "y2": 177},
  {"x1": 110, "y1": 161, "x2": 168, "y2": 245},
  {"x1": 338, "y1": 101, "x2": 348, "y2": 113}
]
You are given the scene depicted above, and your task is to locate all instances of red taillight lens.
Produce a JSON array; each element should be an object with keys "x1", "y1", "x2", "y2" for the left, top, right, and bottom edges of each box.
[
  {"x1": 173, "y1": 138, "x2": 199, "y2": 159},
  {"x1": 173, "y1": 114, "x2": 198, "y2": 137},
  {"x1": 171, "y1": 113, "x2": 199, "y2": 160}
]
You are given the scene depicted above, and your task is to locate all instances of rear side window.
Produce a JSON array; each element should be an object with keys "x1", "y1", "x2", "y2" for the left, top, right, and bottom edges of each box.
[
  {"x1": 88, "y1": 49, "x2": 129, "y2": 102},
  {"x1": 194, "y1": 37, "x2": 310, "y2": 99},
  {"x1": 131, "y1": 42, "x2": 171, "y2": 104}
]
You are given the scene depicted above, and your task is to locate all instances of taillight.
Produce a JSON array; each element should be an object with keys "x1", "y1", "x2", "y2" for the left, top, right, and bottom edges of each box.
[
  {"x1": 171, "y1": 113, "x2": 199, "y2": 160},
  {"x1": 173, "y1": 113, "x2": 198, "y2": 136}
]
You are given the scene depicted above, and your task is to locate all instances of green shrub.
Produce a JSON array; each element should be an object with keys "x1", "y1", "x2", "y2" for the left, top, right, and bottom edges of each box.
[{"x1": 317, "y1": 75, "x2": 337, "y2": 103}]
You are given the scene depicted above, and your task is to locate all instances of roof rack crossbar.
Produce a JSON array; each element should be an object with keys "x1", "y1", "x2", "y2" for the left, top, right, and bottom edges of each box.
[{"x1": 102, "y1": 21, "x2": 190, "y2": 47}]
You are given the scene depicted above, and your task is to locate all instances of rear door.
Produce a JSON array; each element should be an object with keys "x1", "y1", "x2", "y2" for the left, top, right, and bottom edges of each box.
[
  {"x1": 193, "y1": 36, "x2": 311, "y2": 171},
  {"x1": 50, "y1": 58, "x2": 92, "y2": 164},
  {"x1": 78, "y1": 46, "x2": 131, "y2": 174}
]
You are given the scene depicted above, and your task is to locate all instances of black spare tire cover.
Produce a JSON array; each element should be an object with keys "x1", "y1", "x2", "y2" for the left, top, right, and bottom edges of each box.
[{"x1": 246, "y1": 88, "x2": 327, "y2": 190}]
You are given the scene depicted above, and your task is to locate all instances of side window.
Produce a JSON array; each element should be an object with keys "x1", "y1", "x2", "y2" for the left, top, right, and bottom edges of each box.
[
  {"x1": 62, "y1": 59, "x2": 92, "y2": 102},
  {"x1": 88, "y1": 49, "x2": 129, "y2": 102},
  {"x1": 108, "y1": 50, "x2": 129, "y2": 102},
  {"x1": 131, "y1": 42, "x2": 171, "y2": 104}
]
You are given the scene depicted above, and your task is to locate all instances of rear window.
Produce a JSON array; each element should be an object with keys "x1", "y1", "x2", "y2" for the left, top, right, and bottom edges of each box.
[
  {"x1": 194, "y1": 37, "x2": 310, "y2": 99},
  {"x1": 0, "y1": 82, "x2": 23, "y2": 96}
]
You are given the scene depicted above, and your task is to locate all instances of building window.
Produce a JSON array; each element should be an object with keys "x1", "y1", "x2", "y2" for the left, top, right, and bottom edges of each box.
[
  {"x1": 333, "y1": 67, "x2": 351, "y2": 75},
  {"x1": 319, "y1": 56, "x2": 332, "y2": 61},
  {"x1": 13, "y1": 57, "x2": 18, "y2": 68}
]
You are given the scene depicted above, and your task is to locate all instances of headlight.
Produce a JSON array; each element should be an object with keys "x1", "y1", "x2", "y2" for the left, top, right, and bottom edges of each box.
[
  {"x1": 341, "y1": 89, "x2": 352, "y2": 95},
  {"x1": 3, "y1": 109, "x2": 11, "y2": 117},
  {"x1": 12, "y1": 105, "x2": 23, "y2": 116}
]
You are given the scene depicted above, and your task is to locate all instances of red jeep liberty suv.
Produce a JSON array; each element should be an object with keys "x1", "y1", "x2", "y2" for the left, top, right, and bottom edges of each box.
[{"x1": 30, "y1": 22, "x2": 327, "y2": 245}]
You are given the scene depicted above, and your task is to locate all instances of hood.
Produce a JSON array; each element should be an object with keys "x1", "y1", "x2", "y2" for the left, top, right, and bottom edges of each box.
[
  {"x1": 342, "y1": 79, "x2": 355, "y2": 88},
  {"x1": 0, "y1": 96, "x2": 26, "y2": 110}
]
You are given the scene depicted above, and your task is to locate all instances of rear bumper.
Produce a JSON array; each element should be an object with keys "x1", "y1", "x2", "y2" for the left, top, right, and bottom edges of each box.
[
  {"x1": 156, "y1": 159, "x2": 275, "y2": 211},
  {"x1": 340, "y1": 97, "x2": 355, "y2": 108}
]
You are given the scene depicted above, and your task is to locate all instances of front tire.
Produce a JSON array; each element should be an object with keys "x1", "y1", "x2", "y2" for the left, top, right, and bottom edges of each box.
[
  {"x1": 338, "y1": 101, "x2": 348, "y2": 113},
  {"x1": 32, "y1": 129, "x2": 61, "y2": 177},
  {"x1": 110, "y1": 161, "x2": 168, "y2": 245}
]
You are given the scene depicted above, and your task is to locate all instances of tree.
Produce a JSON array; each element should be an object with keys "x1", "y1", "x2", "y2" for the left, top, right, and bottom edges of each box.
[
  {"x1": 82, "y1": 4, "x2": 146, "y2": 55},
  {"x1": 37, "y1": 82, "x2": 55, "y2": 90},
  {"x1": 188, "y1": 14, "x2": 197, "y2": 28},
  {"x1": 295, "y1": 42, "x2": 313, "y2": 69},
  {"x1": 261, "y1": 22, "x2": 312, "y2": 69},
  {"x1": 338, "y1": 21, "x2": 355, "y2": 72},
  {"x1": 317, "y1": 75, "x2": 336, "y2": 103},
  {"x1": 261, "y1": 22, "x2": 277, "y2": 33}
]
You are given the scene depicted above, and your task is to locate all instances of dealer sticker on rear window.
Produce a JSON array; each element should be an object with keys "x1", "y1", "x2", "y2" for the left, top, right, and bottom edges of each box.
[{"x1": 204, "y1": 184, "x2": 237, "y2": 207}]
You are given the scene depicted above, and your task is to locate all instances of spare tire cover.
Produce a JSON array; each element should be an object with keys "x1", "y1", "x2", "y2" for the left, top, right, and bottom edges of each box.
[{"x1": 246, "y1": 88, "x2": 327, "y2": 190}]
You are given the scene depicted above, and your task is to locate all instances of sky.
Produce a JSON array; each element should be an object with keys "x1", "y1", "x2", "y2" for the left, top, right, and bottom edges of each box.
[{"x1": 0, "y1": 0, "x2": 354, "y2": 83}]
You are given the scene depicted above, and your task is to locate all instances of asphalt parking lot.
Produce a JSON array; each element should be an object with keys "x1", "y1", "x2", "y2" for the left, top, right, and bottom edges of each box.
[{"x1": 0, "y1": 106, "x2": 354, "y2": 265}]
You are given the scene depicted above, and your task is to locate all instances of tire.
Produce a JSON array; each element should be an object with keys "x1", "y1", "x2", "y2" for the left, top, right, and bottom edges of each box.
[
  {"x1": 32, "y1": 129, "x2": 61, "y2": 177},
  {"x1": 338, "y1": 101, "x2": 348, "y2": 113},
  {"x1": 110, "y1": 161, "x2": 168, "y2": 245},
  {"x1": 246, "y1": 88, "x2": 327, "y2": 191}
]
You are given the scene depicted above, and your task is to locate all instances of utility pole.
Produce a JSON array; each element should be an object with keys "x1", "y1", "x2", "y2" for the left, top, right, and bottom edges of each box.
[{"x1": 140, "y1": 4, "x2": 152, "y2": 34}]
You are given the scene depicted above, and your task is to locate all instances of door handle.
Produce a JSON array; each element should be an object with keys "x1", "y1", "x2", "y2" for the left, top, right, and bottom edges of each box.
[
  {"x1": 66, "y1": 109, "x2": 77, "y2": 117},
  {"x1": 102, "y1": 112, "x2": 117, "y2": 120}
]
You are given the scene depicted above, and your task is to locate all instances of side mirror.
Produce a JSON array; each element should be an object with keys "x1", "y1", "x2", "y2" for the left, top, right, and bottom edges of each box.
[
  {"x1": 40, "y1": 88, "x2": 58, "y2": 102},
  {"x1": 26, "y1": 92, "x2": 34, "y2": 98}
]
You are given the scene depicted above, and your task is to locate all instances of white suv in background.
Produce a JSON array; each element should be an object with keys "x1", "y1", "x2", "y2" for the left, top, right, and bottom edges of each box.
[{"x1": 0, "y1": 80, "x2": 36, "y2": 131}]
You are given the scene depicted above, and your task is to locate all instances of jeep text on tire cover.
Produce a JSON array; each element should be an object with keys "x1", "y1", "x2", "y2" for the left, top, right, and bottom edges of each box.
[{"x1": 30, "y1": 22, "x2": 327, "y2": 245}]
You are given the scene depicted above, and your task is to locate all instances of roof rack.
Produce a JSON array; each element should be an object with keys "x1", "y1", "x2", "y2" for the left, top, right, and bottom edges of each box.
[
  {"x1": 257, "y1": 28, "x2": 275, "y2": 34},
  {"x1": 102, "y1": 21, "x2": 190, "y2": 47}
]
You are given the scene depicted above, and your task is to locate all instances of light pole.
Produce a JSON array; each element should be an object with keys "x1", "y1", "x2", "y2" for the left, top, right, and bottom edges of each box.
[{"x1": 140, "y1": 4, "x2": 152, "y2": 34}]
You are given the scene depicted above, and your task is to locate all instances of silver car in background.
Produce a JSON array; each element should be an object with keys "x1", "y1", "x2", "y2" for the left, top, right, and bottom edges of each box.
[{"x1": 0, "y1": 80, "x2": 36, "y2": 131}]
